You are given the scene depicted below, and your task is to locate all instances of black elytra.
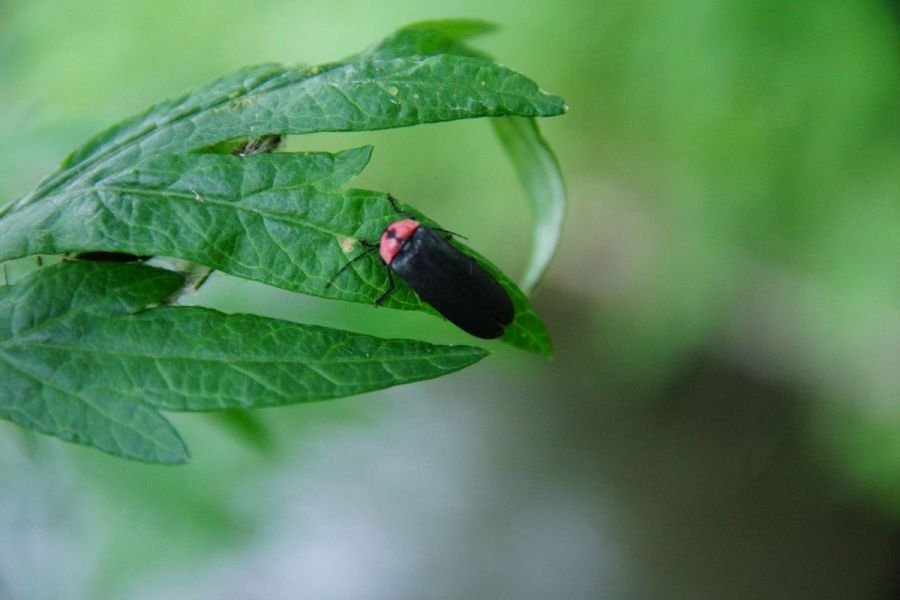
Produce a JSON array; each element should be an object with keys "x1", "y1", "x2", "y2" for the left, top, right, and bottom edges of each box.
[
  {"x1": 327, "y1": 195, "x2": 515, "y2": 340},
  {"x1": 389, "y1": 226, "x2": 514, "y2": 339}
]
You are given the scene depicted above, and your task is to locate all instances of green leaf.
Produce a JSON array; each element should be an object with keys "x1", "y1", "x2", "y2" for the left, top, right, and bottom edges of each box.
[
  {"x1": 492, "y1": 117, "x2": 566, "y2": 292},
  {"x1": 0, "y1": 147, "x2": 551, "y2": 354},
  {"x1": 0, "y1": 262, "x2": 488, "y2": 463}
]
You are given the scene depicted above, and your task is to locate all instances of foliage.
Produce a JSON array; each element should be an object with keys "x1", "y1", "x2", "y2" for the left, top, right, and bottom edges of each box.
[{"x1": 0, "y1": 21, "x2": 566, "y2": 461}]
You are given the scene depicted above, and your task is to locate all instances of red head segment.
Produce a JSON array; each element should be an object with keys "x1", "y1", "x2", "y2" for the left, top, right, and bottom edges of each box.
[{"x1": 379, "y1": 219, "x2": 419, "y2": 264}]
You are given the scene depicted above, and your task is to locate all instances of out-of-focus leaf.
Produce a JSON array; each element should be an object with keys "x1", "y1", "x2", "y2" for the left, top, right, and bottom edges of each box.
[
  {"x1": 368, "y1": 19, "x2": 496, "y2": 59},
  {"x1": 492, "y1": 117, "x2": 566, "y2": 292},
  {"x1": 0, "y1": 262, "x2": 488, "y2": 463},
  {"x1": 212, "y1": 409, "x2": 274, "y2": 454}
]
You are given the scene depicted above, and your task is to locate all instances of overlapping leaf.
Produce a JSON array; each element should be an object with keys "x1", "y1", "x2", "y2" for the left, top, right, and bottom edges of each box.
[
  {"x1": 0, "y1": 21, "x2": 562, "y2": 355},
  {"x1": 0, "y1": 262, "x2": 488, "y2": 463},
  {"x1": 0, "y1": 147, "x2": 551, "y2": 354}
]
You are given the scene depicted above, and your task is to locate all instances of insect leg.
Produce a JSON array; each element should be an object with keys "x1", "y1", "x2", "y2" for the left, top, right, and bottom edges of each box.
[{"x1": 374, "y1": 267, "x2": 396, "y2": 306}]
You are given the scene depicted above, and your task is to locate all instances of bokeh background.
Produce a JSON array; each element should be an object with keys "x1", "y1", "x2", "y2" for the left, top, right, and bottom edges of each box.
[{"x1": 2, "y1": 0, "x2": 899, "y2": 598}]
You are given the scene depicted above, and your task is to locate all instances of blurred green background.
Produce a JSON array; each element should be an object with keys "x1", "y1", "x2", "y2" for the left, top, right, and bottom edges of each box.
[{"x1": 1, "y1": 0, "x2": 899, "y2": 598}]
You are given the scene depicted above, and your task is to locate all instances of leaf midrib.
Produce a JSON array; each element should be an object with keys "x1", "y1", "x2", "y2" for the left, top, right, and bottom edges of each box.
[
  {"x1": 96, "y1": 185, "x2": 358, "y2": 238},
  {"x1": 1, "y1": 338, "x2": 481, "y2": 365}
]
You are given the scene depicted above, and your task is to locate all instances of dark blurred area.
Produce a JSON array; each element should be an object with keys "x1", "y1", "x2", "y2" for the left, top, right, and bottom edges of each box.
[{"x1": 1, "y1": 0, "x2": 898, "y2": 598}]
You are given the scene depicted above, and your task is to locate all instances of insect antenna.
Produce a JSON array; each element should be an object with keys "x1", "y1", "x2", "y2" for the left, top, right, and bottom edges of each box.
[
  {"x1": 385, "y1": 193, "x2": 466, "y2": 240},
  {"x1": 325, "y1": 245, "x2": 378, "y2": 288},
  {"x1": 385, "y1": 193, "x2": 416, "y2": 219},
  {"x1": 430, "y1": 227, "x2": 467, "y2": 241}
]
